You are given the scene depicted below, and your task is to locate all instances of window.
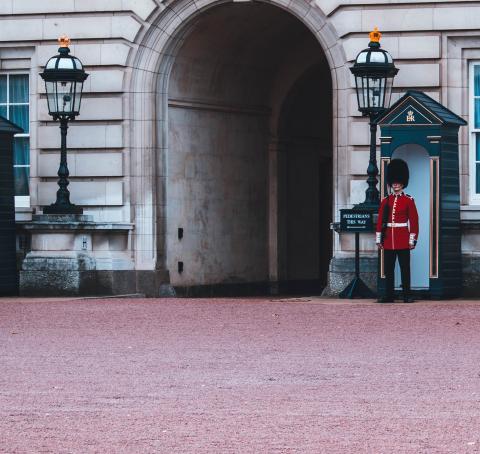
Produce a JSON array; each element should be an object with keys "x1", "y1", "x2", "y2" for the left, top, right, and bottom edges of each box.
[
  {"x1": 0, "y1": 74, "x2": 30, "y2": 206},
  {"x1": 470, "y1": 63, "x2": 480, "y2": 203}
]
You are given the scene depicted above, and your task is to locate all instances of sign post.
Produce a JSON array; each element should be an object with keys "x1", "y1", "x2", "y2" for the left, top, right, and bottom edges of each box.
[{"x1": 338, "y1": 209, "x2": 376, "y2": 299}]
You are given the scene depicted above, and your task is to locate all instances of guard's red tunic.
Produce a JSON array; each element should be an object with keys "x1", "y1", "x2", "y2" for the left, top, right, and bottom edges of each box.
[{"x1": 375, "y1": 192, "x2": 419, "y2": 250}]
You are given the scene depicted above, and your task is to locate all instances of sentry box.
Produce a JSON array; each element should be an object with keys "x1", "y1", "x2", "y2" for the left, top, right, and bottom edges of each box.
[{"x1": 376, "y1": 91, "x2": 466, "y2": 299}]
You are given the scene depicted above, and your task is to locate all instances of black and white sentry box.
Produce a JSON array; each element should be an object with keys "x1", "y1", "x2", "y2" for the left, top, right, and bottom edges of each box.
[
  {"x1": 339, "y1": 209, "x2": 374, "y2": 233},
  {"x1": 0, "y1": 115, "x2": 23, "y2": 295}
]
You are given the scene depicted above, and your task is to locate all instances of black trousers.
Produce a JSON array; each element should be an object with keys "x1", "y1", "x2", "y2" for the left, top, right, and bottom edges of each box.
[{"x1": 384, "y1": 249, "x2": 411, "y2": 298}]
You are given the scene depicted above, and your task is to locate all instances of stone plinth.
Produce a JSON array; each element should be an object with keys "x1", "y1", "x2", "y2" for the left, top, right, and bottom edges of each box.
[{"x1": 18, "y1": 214, "x2": 137, "y2": 296}]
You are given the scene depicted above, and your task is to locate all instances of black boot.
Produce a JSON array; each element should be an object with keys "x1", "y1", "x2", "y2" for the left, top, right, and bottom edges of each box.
[{"x1": 403, "y1": 293, "x2": 415, "y2": 303}]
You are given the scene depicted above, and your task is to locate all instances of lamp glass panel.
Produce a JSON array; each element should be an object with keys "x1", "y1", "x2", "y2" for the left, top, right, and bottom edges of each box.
[
  {"x1": 369, "y1": 52, "x2": 385, "y2": 63},
  {"x1": 46, "y1": 58, "x2": 57, "y2": 69},
  {"x1": 356, "y1": 76, "x2": 365, "y2": 109},
  {"x1": 384, "y1": 77, "x2": 394, "y2": 110},
  {"x1": 55, "y1": 80, "x2": 75, "y2": 115},
  {"x1": 73, "y1": 81, "x2": 83, "y2": 113},
  {"x1": 367, "y1": 76, "x2": 383, "y2": 109},
  {"x1": 45, "y1": 81, "x2": 58, "y2": 115},
  {"x1": 57, "y1": 58, "x2": 74, "y2": 70},
  {"x1": 356, "y1": 52, "x2": 367, "y2": 64}
]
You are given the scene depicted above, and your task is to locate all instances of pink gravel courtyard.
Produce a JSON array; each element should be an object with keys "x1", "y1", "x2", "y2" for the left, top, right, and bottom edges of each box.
[{"x1": 1, "y1": 296, "x2": 480, "y2": 453}]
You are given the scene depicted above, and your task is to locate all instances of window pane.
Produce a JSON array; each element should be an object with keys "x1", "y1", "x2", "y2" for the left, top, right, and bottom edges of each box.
[
  {"x1": 13, "y1": 167, "x2": 29, "y2": 196},
  {"x1": 475, "y1": 99, "x2": 480, "y2": 129},
  {"x1": 0, "y1": 75, "x2": 7, "y2": 103},
  {"x1": 0, "y1": 105, "x2": 6, "y2": 118},
  {"x1": 9, "y1": 105, "x2": 29, "y2": 132},
  {"x1": 9, "y1": 74, "x2": 29, "y2": 103},
  {"x1": 475, "y1": 66, "x2": 480, "y2": 97},
  {"x1": 13, "y1": 137, "x2": 29, "y2": 166}
]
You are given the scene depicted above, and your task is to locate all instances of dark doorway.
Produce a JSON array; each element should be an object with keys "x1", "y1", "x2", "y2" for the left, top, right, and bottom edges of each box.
[{"x1": 277, "y1": 63, "x2": 333, "y2": 294}]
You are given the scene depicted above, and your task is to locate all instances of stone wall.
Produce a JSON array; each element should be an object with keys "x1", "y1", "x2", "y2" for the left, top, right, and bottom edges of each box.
[{"x1": 0, "y1": 0, "x2": 478, "y2": 295}]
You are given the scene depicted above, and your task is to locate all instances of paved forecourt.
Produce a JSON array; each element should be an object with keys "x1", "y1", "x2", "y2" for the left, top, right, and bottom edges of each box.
[{"x1": 1, "y1": 296, "x2": 479, "y2": 453}]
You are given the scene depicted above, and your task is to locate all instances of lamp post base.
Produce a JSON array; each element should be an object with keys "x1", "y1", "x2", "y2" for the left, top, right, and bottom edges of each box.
[
  {"x1": 43, "y1": 204, "x2": 83, "y2": 215},
  {"x1": 339, "y1": 276, "x2": 376, "y2": 299}
]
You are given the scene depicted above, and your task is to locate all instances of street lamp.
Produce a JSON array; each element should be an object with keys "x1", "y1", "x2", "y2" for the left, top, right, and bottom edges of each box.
[
  {"x1": 350, "y1": 27, "x2": 398, "y2": 210},
  {"x1": 40, "y1": 35, "x2": 89, "y2": 214}
]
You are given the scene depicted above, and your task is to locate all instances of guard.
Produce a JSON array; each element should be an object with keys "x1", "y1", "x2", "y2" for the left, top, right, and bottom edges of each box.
[{"x1": 376, "y1": 159, "x2": 419, "y2": 303}]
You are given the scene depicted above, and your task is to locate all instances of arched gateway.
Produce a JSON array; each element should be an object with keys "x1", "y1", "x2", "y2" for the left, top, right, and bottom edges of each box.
[{"x1": 128, "y1": 0, "x2": 347, "y2": 296}]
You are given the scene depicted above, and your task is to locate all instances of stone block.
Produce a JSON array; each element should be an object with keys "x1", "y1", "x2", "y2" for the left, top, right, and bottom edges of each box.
[
  {"x1": 20, "y1": 270, "x2": 93, "y2": 296},
  {"x1": 38, "y1": 97, "x2": 123, "y2": 121},
  {"x1": 315, "y1": 0, "x2": 339, "y2": 16},
  {"x1": 0, "y1": 59, "x2": 30, "y2": 70},
  {"x1": 85, "y1": 71, "x2": 125, "y2": 94},
  {"x1": 112, "y1": 15, "x2": 142, "y2": 42},
  {"x1": 76, "y1": 153, "x2": 123, "y2": 177},
  {"x1": 73, "y1": 0, "x2": 122, "y2": 12},
  {"x1": 37, "y1": 70, "x2": 125, "y2": 94},
  {"x1": 43, "y1": 17, "x2": 113, "y2": 40},
  {"x1": 350, "y1": 179, "x2": 368, "y2": 205},
  {"x1": 433, "y1": 6, "x2": 480, "y2": 31},
  {"x1": 349, "y1": 150, "x2": 370, "y2": 175},
  {"x1": 14, "y1": 0, "x2": 75, "y2": 13},
  {"x1": 123, "y1": 0, "x2": 158, "y2": 21},
  {"x1": 462, "y1": 232, "x2": 480, "y2": 252},
  {"x1": 0, "y1": 19, "x2": 43, "y2": 41},
  {"x1": 0, "y1": 1, "x2": 12, "y2": 14},
  {"x1": 41, "y1": 15, "x2": 141, "y2": 42},
  {"x1": 135, "y1": 270, "x2": 171, "y2": 297},
  {"x1": 361, "y1": 7, "x2": 434, "y2": 33},
  {"x1": 395, "y1": 63, "x2": 440, "y2": 88},
  {"x1": 38, "y1": 125, "x2": 123, "y2": 149},
  {"x1": 31, "y1": 233, "x2": 75, "y2": 251},
  {"x1": 349, "y1": 121, "x2": 370, "y2": 146},
  {"x1": 399, "y1": 35, "x2": 440, "y2": 60},
  {"x1": 38, "y1": 181, "x2": 124, "y2": 206},
  {"x1": 100, "y1": 43, "x2": 132, "y2": 66},
  {"x1": 330, "y1": 10, "x2": 361, "y2": 38},
  {"x1": 83, "y1": 207, "x2": 127, "y2": 222}
]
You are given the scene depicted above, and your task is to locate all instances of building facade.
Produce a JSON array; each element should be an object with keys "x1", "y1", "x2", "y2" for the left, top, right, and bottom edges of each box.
[{"x1": 1, "y1": 0, "x2": 479, "y2": 296}]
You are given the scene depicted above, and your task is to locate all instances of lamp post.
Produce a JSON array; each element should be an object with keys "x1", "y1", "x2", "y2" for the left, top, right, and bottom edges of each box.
[
  {"x1": 350, "y1": 28, "x2": 398, "y2": 210},
  {"x1": 40, "y1": 36, "x2": 89, "y2": 215}
]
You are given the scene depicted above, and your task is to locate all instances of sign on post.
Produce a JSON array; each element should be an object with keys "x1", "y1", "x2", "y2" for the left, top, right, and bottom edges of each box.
[
  {"x1": 339, "y1": 209, "x2": 373, "y2": 233},
  {"x1": 338, "y1": 209, "x2": 375, "y2": 299}
]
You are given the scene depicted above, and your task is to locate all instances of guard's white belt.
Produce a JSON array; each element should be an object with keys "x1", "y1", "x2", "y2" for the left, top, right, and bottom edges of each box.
[{"x1": 387, "y1": 222, "x2": 408, "y2": 227}]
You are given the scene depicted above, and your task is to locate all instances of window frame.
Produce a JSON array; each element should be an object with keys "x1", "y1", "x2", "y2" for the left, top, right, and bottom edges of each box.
[{"x1": 0, "y1": 72, "x2": 30, "y2": 208}]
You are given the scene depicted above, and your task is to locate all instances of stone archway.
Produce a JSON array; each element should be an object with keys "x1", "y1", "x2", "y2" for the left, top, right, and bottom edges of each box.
[{"x1": 128, "y1": 0, "x2": 347, "y2": 295}]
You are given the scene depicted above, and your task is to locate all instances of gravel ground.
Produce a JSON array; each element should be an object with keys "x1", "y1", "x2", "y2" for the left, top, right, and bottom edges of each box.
[{"x1": 1, "y1": 296, "x2": 480, "y2": 453}]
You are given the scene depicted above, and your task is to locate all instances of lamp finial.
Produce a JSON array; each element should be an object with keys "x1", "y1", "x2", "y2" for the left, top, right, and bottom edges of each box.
[
  {"x1": 58, "y1": 35, "x2": 71, "y2": 48},
  {"x1": 369, "y1": 27, "x2": 381, "y2": 44}
]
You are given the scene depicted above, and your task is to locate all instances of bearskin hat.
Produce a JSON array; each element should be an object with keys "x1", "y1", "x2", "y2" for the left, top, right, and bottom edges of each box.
[{"x1": 386, "y1": 158, "x2": 409, "y2": 188}]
